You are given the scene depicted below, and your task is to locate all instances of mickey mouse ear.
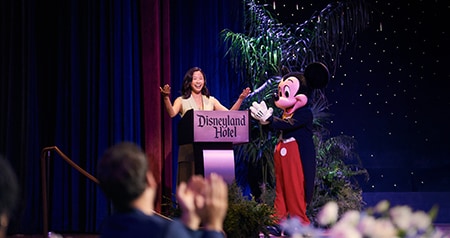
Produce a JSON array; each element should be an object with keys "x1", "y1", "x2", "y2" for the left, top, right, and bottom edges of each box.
[
  {"x1": 304, "y1": 62, "x2": 330, "y2": 89},
  {"x1": 281, "y1": 65, "x2": 290, "y2": 76}
]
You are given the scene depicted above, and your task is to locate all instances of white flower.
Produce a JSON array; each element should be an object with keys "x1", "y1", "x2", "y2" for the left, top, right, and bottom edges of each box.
[
  {"x1": 411, "y1": 210, "x2": 432, "y2": 231},
  {"x1": 338, "y1": 210, "x2": 360, "y2": 227},
  {"x1": 358, "y1": 214, "x2": 377, "y2": 236},
  {"x1": 374, "y1": 200, "x2": 390, "y2": 213},
  {"x1": 328, "y1": 222, "x2": 362, "y2": 238},
  {"x1": 317, "y1": 201, "x2": 339, "y2": 226},
  {"x1": 282, "y1": 200, "x2": 438, "y2": 238},
  {"x1": 390, "y1": 205, "x2": 413, "y2": 230},
  {"x1": 370, "y1": 218, "x2": 399, "y2": 238},
  {"x1": 280, "y1": 217, "x2": 325, "y2": 237}
]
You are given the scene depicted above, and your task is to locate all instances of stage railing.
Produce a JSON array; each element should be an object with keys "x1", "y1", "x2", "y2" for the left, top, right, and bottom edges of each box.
[{"x1": 40, "y1": 146, "x2": 170, "y2": 237}]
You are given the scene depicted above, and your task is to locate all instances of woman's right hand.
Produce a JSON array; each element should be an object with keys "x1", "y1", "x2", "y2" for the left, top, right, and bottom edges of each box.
[{"x1": 160, "y1": 84, "x2": 171, "y2": 97}]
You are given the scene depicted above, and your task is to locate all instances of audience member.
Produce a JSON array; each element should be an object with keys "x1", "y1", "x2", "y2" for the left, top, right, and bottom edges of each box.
[{"x1": 97, "y1": 141, "x2": 228, "y2": 238}]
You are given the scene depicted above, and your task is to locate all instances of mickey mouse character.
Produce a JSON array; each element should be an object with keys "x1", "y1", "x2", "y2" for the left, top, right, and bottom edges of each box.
[{"x1": 250, "y1": 62, "x2": 329, "y2": 226}]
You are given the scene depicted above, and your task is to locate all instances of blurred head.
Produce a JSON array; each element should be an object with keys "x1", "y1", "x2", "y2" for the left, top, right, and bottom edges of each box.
[
  {"x1": 182, "y1": 67, "x2": 210, "y2": 99},
  {"x1": 0, "y1": 156, "x2": 19, "y2": 238},
  {"x1": 97, "y1": 142, "x2": 153, "y2": 211}
]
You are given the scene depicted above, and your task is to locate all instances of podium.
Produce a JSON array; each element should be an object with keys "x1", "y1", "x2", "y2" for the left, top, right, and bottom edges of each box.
[{"x1": 178, "y1": 109, "x2": 250, "y2": 183}]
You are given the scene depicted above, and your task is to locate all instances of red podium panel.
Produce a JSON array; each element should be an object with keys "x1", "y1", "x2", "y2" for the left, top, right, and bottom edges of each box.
[{"x1": 178, "y1": 110, "x2": 250, "y2": 183}]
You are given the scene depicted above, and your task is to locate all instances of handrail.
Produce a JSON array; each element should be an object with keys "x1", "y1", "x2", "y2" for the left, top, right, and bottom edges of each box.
[
  {"x1": 40, "y1": 146, "x2": 99, "y2": 237},
  {"x1": 40, "y1": 146, "x2": 171, "y2": 237}
]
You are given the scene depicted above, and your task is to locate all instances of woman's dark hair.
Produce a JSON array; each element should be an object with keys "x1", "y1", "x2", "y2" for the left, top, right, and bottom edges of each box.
[{"x1": 181, "y1": 67, "x2": 210, "y2": 99}]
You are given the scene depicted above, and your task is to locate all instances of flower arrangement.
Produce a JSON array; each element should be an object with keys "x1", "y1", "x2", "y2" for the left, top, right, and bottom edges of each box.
[{"x1": 281, "y1": 200, "x2": 447, "y2": 238}]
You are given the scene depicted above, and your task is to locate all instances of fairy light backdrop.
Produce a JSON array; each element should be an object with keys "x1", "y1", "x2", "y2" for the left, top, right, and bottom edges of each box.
[{"x1": 258, "y1": 0, "x2": 450, "y2": 222}]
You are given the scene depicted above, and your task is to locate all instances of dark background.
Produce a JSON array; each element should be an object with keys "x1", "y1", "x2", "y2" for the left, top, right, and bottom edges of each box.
[{"x1": 261, "y1": 0, "x2": 450, "y2": 221}]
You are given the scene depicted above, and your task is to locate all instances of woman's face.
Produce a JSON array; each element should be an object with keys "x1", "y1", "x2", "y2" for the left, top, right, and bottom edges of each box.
[{"x1": 190, "y1": 71, "x2": 204, "y2": 94}]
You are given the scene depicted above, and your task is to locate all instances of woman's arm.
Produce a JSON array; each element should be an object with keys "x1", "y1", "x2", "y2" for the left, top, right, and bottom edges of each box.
[
  {"x1": 230, "y1": 87, "x2": 251, "y2": 110},
  {"x1": 212, "y1": 87, "x2": 251, "y2": 111},
  {"x1": 160, "y1": 84, "x2": 181, "y2": 118}
]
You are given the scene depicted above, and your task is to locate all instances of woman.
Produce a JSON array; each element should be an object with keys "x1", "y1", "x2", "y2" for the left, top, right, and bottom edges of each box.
[
  {"x1": 160, "y1": 66, "x2": 250, "y2": 184},
  {"x1": 160, "y1": 67, "x2": 250, "y2": 117}
]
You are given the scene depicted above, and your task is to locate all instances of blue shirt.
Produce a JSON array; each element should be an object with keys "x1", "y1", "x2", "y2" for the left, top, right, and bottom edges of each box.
[{"x1": 99, "y1": 208, "x2": 224, "y2": 238}]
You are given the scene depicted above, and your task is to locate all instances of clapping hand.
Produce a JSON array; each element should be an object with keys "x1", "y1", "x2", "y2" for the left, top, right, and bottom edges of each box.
[
  {"x1": 176, "y1": 177, "x2": 202, "y2": 229},
  {"x1": 177, "y1": 174, "x2": 228, "y2": 232},
  {"x1": 199, "y1": 173, "x2": 228, "y2": 231}
]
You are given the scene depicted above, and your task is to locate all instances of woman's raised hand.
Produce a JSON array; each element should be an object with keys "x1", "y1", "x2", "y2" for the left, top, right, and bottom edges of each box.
[
  {"x1": 160, "y1": 84, "x2": 171, "y2": 97},
  {"x1": 239, "y1": 87, "x2": 251, "y2": 100}
]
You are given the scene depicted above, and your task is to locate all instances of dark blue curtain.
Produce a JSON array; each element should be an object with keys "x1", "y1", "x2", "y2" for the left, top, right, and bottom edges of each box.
[
  {"x1": 1, "y1": 0, "x2": 244, "y2": 235},
  {"x1": 169, "y1": 0, "x2": 245, "y2": 191},
  {"x1": 48, "y1": 0, "x2": 143, "y2": 233},
  {"x1": 170, "y1": 0, "x2": 245, "y2": 105},
  {"x1": 0, "y1": 0, "x2": 42, "y2": 233},
  {"x1": 1, "y1": 0, "x2": 143, "y2": 234}
]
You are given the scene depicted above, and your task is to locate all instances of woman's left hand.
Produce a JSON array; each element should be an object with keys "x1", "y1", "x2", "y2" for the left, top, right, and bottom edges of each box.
[{"x1": 239, "y1": 87, "x2": 251, "y2": 99}]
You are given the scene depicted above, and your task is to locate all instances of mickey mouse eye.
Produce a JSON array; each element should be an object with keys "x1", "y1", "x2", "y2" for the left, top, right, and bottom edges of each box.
[{"x1": 283, "y1": 85, "x2": 290, "y2": 98}]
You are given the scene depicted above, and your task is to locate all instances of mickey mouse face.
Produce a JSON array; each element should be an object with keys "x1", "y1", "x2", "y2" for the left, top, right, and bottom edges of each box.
[{"x1": 275, "y1": 76, "x2": 308, "y2": 115}]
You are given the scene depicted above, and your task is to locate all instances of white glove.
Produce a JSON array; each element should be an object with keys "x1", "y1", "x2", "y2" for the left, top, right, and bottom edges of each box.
[{"x1": 250, "y1": 101, "x2": 273, "y2": 125}]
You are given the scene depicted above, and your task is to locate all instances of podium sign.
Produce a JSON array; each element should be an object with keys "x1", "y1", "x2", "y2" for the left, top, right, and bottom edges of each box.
[
  {"x1": 193, "y1": 110, "x2": 249, "y2": 143},
  {"x1": 178, "y1": 110, "x2": 250, "y2": 145},
  {"x1": 177, "y1": 110, "x2": 250, "y2": 183}
]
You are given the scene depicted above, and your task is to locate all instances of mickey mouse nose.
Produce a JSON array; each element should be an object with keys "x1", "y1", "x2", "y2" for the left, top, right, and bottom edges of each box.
[{"x1": 273, "y1": 92, "x2": 279, "y2": 102}]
